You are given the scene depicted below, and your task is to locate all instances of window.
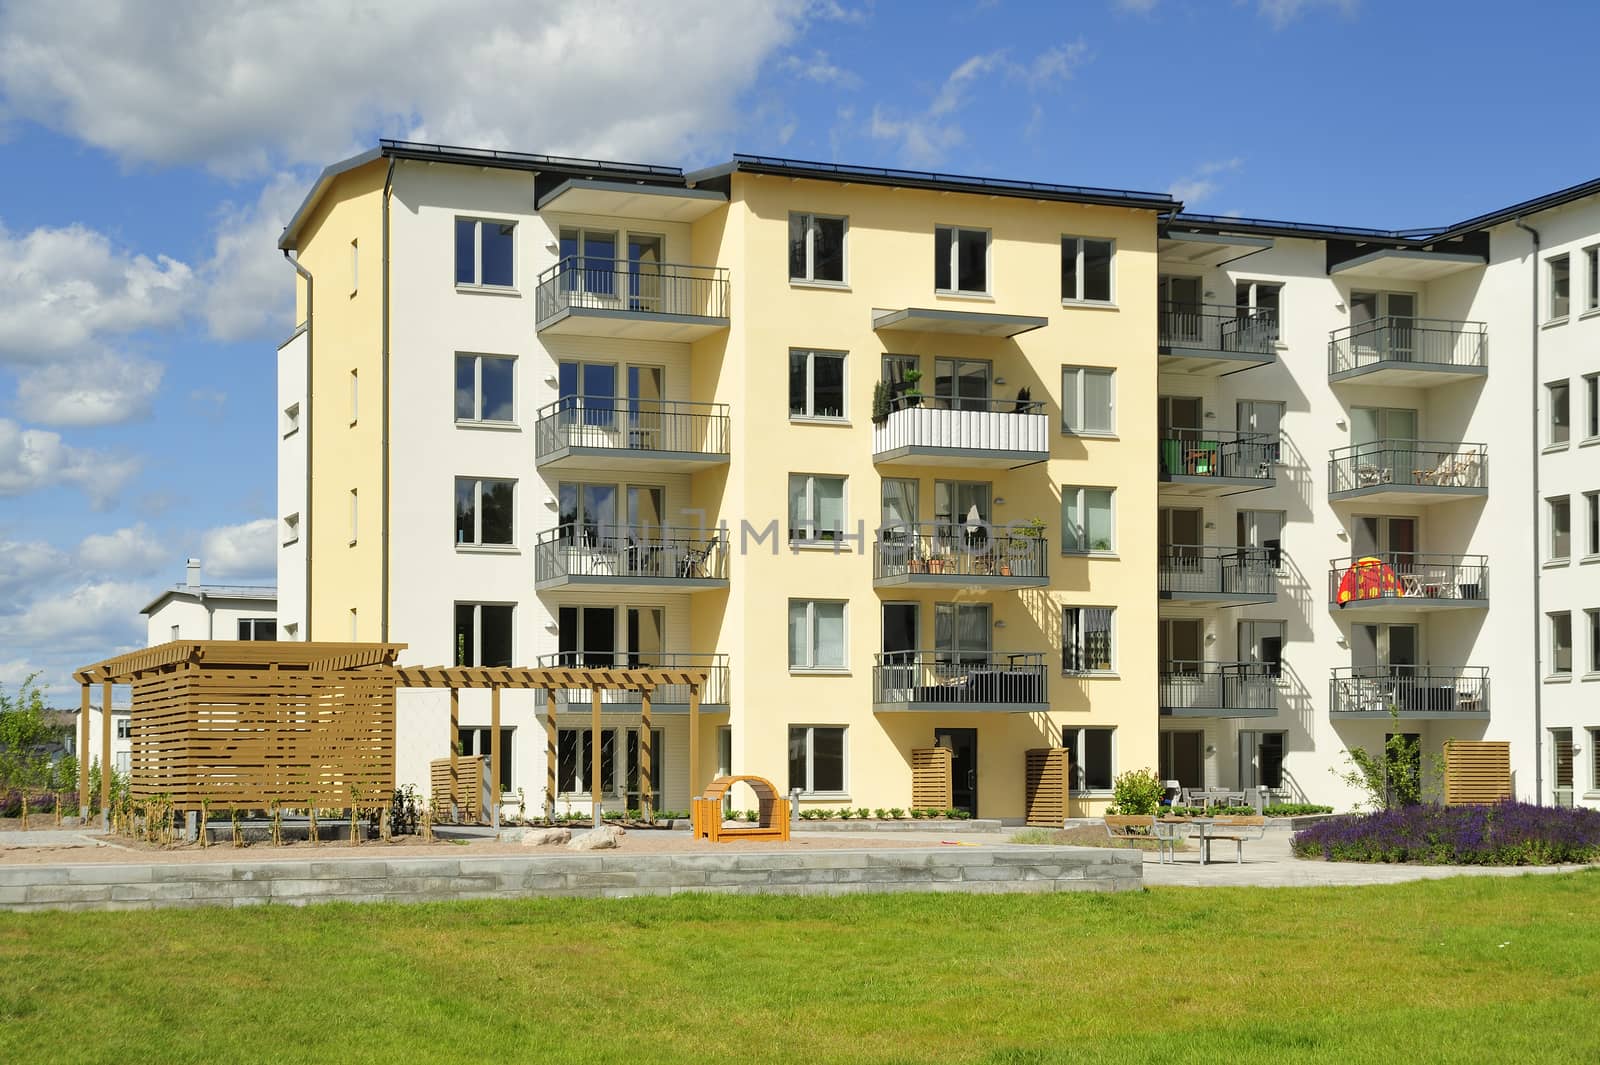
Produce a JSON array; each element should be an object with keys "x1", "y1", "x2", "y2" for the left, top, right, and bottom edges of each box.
[
  {"x1": 1239, "y1": 730, "x2": 1287, "y2": 790},
  {"x1": 349, "y1": 369, "x2": 358, "y2": 425},
  {"x1": 1159, "y1": 730, "x2": 1204, "y2": 789},
  {"x1": 1061, "y1": 367, "x2": 1114, "y2": 434},
  {"x1": 1062, "y1": 607, "x2": 1114, "y2": 673},
  {"x1": 1550, "y1": 496, "x2": 1572, "y2": 561},
  {"x1": 282, "y1": 513, "x2": 299, "y2": 546},
  {"x1": 1236, "y1": 280, "x2": 1283, "y2": 317},
  {"x1": 454, "y1": 603, "x2": 514, "y2": 667},
  {"x1": 169, "y1": 624, "x2": 179, "y2": 641},
  {"x1": 1549, "y1": 254, "x2": 1571, "y2": 320},
  {"x1": 237, "y1": 618, "x2": 277, "y2": 641},
  {"x1": 788, "y1": 474, "x2": 846, "y2": 543},
  {"x1": 789, "y1": 600, "x2": 846, "y2": 670},
  {"x1": 1061, "y1": 727, "x2": 1114, "y2": 792},
  {"x1": 788, "y1": 213, "x2": 846, "y2": 284},
  {"x1": 1549, "y1": 380, "x2": 1571, "y2": 446},
  {"x1": 1551, "y1": 612, "x2": 1573, "y2": 676},
  {"x1": 455, "y1": 354, "x2": 515, "y2": 424},
  {"x1": 116, "y1": 718, "x2": 131, "y2": 740},
  {"x1": 1586, "y1": 492, "x2": 1599, "y2": 557},
  {"x1": 789, "y1": 349, "x2": 846, "y2": 420},
  {"x1": 350, "y1": 238, "x2": 358, "y2": 295},
  {"x1": 626, "y1": 728, "x2": 665, "y2": 806},
  {"x1": 1588, "y1": 610, "x2": 1600, "y2": 674},
  {"x1": 1237, "y1": 400, "x2": 1284, "y2": 463},
  {"x1": 455, "y1": 478, "x2": 515, "y2": 547},
  {"x1": 935, "y1": 225, "x2": 989, "y2": 295},
  {"x1": 557, "y1": 605, "x2": 617, "y2": 667},
  {"x1": 349, "y1": 489, "x2": 358, "y2": 545},
  {"x1": 1586, "y1": 375, "x2": 1599, "y2": 439},
  {"x1": 1236, "y1": 510, "x2": 1284, "y2": 567},
  {"x1": 282, "y1": 402, "x2": 300, "y2": 437},
  {"x1": 881, "y1": 354, "x2": 919, "y2": 410},
  {"x1": 455, "y1": 217, "x2": 515, "y2": 288},
  {"x1": 788, "y1": 726, "x2": 846, "y2": 795},
  {"x1": 460, "y1": 727, "x2": 514, "y2": 793},
  {"x1": 1061, "y1": 236, "x2": 1114, "y2": 303},
  {"x1": 1587, "y1": 246, "x2": 1600, "y2": 313},
  {"x1": 557, "y1": 728, "x2": 616, "y2": 795},
  {"x1": 1061, "y1": 486, "x2": 1114, "y2": 553},
  {"x1": 1239, "y1": 620, "x2": 1285, "y2": 678}
]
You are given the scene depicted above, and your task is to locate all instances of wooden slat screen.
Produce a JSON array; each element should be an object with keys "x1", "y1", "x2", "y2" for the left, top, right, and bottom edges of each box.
[
  {"x1": 911, "y1": 747, "x2": 953, "y2": 809},
  {"x1": 1024, "y1": 748, "x2": 1071, "y2": 828},
  {"x1": 1443, "y1": 739, "x2": 1511, "y2": 806},
  {"x1": 430, "y1": 757, "x2": 485, "y2": 822}
]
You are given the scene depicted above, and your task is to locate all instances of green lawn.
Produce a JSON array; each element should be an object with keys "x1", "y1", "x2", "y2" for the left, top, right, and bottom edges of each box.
[{"x1": 3, "y1": 873, "x2": 1598, "y2": 1064}]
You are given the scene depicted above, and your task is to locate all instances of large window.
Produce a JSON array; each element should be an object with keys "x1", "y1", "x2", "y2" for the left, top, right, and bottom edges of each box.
[
  {"x1": 788, "y1": 726, "x2": 846, "y2": 795},
  {"x1": 557, "y1": 728, "x2": 617, "y2": 795},
  {"x1": 459, "y1": 727, "x2": 514, "y2": 793},
  {"x1": 1062, "y1": 607, "x2": 1114, "y2": 673},
  {"x1": 1061, "y1": 486, "x2": 1114, "y2": 553},
  {"x1": 1550, "y1": 496, "x2": 1572, "y2": 561},
  {"x1": 1551, "y1": 612, "x2": 1573, "y2": 676},
  {"x1": 788, "y1": 473, "x2": 846, "y2": 543},
  {"x1": 789, "y1": 213, "x2": 847, "y2": 284},
  {"x1": 455, "y1": 478, "x2": 515, "y2": 547},
  {"x1": 1061, "y1": 726, "x2": 1114, "y2": 792},
  {"x1": 1061, "y1": 236, "x2": 1114, "y2": 303},
  {"x1": 237, "y1": 618, "x2": 277, "y2": 641},
  {"x1": 454, "y1": 603, "x2": 513, "y2": 667},
  {"x1": 455, "y1": 218, "x2": 515, "y2": 288},
  {"x1": 1549, "y1": 380, "x2": 1571, "y2": 446},
  {"x1": 1061, "y1": 367, "x2": 1114, "y2": 435},
  {"x1": 1239, "y1": 730, "x2": 1287, "y2": 790},
  {"x1": 1549, "y1": 254, "x2": 1571, "y2": 320},
  {"x1": 789, "y1": 349, "x2": 846, "y2": 420},
  {"x1": 788, "y1": 599, "x2": 847, "y2": 670},
  {"x1": 455, "y1": 354, "x2": 515, "y2": 424},
  {"x1": 558, "y1": 605, "x2": 617, "y2": 667},
  {"x1": 935, "y1": 225, "x2": 989, "y2": 295}
]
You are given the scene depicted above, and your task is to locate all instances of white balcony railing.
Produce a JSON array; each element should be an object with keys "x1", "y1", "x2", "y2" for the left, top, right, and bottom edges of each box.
[{"x1": 872, "y1": 402, "x2": 1049, "y2": 459}]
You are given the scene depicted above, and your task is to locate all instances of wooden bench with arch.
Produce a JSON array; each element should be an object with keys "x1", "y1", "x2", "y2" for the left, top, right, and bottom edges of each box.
[{"x1": 690, "y1": 775, "x2": 791, "y2": 842}]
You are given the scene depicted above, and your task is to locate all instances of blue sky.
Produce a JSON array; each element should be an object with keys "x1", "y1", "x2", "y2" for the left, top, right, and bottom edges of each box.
[{"x1": 2, "y1": 0, "x2": 1597, "y2": 699}]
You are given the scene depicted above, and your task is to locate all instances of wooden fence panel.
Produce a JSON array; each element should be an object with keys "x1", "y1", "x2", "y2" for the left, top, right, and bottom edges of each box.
[
  {"x1": 1024, "y1": 748, "x2": 1071, "y2": 827},
  {"x1": 911, "y1": 747, "x2": 953, "y2": 809},
  {"x1": 1444, "y1": 740, "x2": 1511, "y2": 806},
  {"x1": 430, "y1": 757, "x2": 486, "y2": 823}
]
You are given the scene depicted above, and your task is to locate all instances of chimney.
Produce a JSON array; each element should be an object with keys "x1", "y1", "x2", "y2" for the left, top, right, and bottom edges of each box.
[{"x1": 186, "y1": 558, "x2": 201, "y2": 590}]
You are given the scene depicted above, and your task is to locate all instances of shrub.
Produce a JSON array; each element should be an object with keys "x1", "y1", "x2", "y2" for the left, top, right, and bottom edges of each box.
[
  {"x1": 855, "y1": 808, "x2": 871, "y2": 820},
  {"x1": 910, "y1": 808, "x2": 925, "y2": 819},
  {"x1": 1166, "y1": 805, "x2": 1255, "y2": 817},
  {"x1": 1265, "y1": 803, "x2": 1334, "y2": 817},
  {"x1": 1109, "y1": 768, "x2": 1164, "y2": 815},
  {"x1": 1291, "y1": 802, "x2": 1600, "y2": 865},
  {"x1": 873, "y1": 808, "x2": 888, "y2": 820},
  {"x1": 888, "y1": 807, "x2": 905, "y2": 819},
  {"x1": 949, "y1": 808, "x2": 970, "y2": 820}
]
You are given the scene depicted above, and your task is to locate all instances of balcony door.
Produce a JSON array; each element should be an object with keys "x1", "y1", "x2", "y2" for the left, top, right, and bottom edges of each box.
[
  {"x1": 934, "y1": 358, "x2": 990, "y2": 412},
  {"x1": 628, "y1": 234, "x2": 664, "y2": 312},
  {"x1": 934, "y1": 481, "x2": 991, "y2": 550},
  {"x1": 559, "y1": 605, "x2": 617, "y2": 667},
  {"x1": 882, "y1": 354, "x2": 919, "y2": 409},
  {"x1": 1159, "y1": 275, "x2": 1204, "y2": 343},
  {"x1": 1352, "y1": 623, "x2": 1417, "y2": 671},
  {"x1": 881, "y1": 603, "x2": 919, "y2": 697},
  {"x1": 1159, "y1": 730, "x2": 1204, "y2": 790},
  {"x1": 1159, "y1": 618, "x2": 1204, "y2": 709},
  {"x1": 626, "y1": 607, "x2": 665, "y2": 669},
  {"x1": 1351, "y1": 406, "x2": 1419, "y2": 477},
  {"x1": 935, "y1": 603, "x2": 990, "y2": 669},
  {"x1": 1159, "y1": 508, "x2": 1204, "y2": 591},
  {"x1": 1158, "y1": 396, "x2": 1205, "y2": 476},
  {"x1": 1351, "y1": 291, "x2": 1417, "y2": 362},
  {"x1": 558, "y1": 482, "x2": 618, "y2": 549},
  {"x1": 1352, "y1": 516, "x2": 1416, "y2": 568},
  {"x1": 559, "y1": 228, "x2": 618, "y2": 298},
  {"x1": 627, "y1": 365, "x2": 665, "y2": 449}
]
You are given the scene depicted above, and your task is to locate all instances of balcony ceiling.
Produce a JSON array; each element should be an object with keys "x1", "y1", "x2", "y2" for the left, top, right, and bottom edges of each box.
[
  {"x1": 871, "y1": 307, "x2": 1047, "y2": 337},
  {"x1": 1329, "y1": 248, "x2": 1486, "y2": 282},
  {"x1": 536, "y1": 178, "x2": 727, "y2": 223},
  {"x1": 1157, "y1": 230, "x2": 1274, "y2": 267}
]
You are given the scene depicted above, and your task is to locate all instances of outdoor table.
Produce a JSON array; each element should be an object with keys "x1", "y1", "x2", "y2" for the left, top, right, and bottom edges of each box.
[{"x1": 1163, "y1": 817, "x2": 1221, "y2": 865}]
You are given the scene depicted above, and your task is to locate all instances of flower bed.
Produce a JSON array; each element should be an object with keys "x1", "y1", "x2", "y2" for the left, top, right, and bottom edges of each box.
[{"x1": 1291, "y1": 802, "x2": 1600, "y2": 865}]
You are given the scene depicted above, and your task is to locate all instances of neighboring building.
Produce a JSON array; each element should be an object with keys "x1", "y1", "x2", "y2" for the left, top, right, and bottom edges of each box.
[
  {"x1": 141, "y1": 559, "x2": 278, "y2": 645},
  {"x1": 62, "y1": 705, "x2": 132, "y2": 776},
  {"x1": 276, "y1": 140, "x2": 1600, "y2": 814}
]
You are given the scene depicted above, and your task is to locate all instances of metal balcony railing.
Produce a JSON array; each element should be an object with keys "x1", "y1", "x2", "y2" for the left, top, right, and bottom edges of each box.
[
  {"x1": 1330, "y1": 666, "x2": 1489, "y2": 716},
  {"x1": 873, "y1": 650, "x2": 1047, "y2": 706},
  {"x1": 873, "y1": 522, "x2": 1048, "y2": 581},
  {"x1": 538, "y1": 652, "x2": 729, "y2": 706},
  {"x1": 1328, "y1": 553, "x2": 1488, "y2": 607},
  {"x1": 534, "y1": 398, "x2": 729, "y2": 461},
  {"x1": 1159, "y1": 545, "x2": 1278, "y2": 598},
  {"x1": 535, "y1": 257, "x2": 729, "y2": 325},
  {"x1": 1159, "y1": 302, "x2": 1278, "y2": 354},
  {"x1": 1159, "y1": 429, "x2": 1277, "y2": 482},
  {"x1": 1328, "y1": 317, "x2": 1487, "y2": 376},
  {"x1": 1328, "y1": 440, "x2": 1487, "y2": 496},
  {"x1": 1159, "y1": 661, "x2": 1278, "y2": 713},
  {"x1": 534, "y1": 525, "x2": 727, "y2": 584}
]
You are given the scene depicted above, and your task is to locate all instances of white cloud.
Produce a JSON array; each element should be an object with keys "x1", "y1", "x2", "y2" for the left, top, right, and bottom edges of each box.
[
  {"x1": 1168, "y1": 158, "x2": 1244, "y2": 208},
  {"x1": 0, "y1": 537, "x2": 67, "y2": 596},
  {"x1": 1114, "y1": 0, "x2": 1160, "y2": 12},
  {"x1": 930, "y1": 52, "x2": 1006, "y2": 117},
  {"x1": 200, "y1": 171, "x2": 306, "y2": 342},
  {"x1": 14, "y1": 351, "x2": 164, "y2": 426},
  {"x1": 0, "y1": 417, "x2": 139, "y2": 506},
  {"x1": 1256, "y1": 0, "x2": 1358, "y2": 29},
  {"x1": 77, "y1": 524, "x2": 168, "y2": 574},
  {"x1": 780, "y1": 50, "x2": 861, "y2": 89},
  {"x1": 0, "y1": 1, "x2": 812, "y2": 175},
  {"x1": 200, "y1": 518, "x2": 276, "y2": 581}
]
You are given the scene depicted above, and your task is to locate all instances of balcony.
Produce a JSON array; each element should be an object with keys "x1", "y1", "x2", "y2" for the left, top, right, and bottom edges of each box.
[
  {"x1": 872, "y1": 651, "x2": 1047, "y2": 712},
  {"x1": 1158, "y1": 303, "x2": 1277, "y2": 375},
  {"x1": 1329, "y1": 554, "x2": 1488, "y2": 612},
  {"x1": 534, "y1": 525, "x2": 728, "y2": 593},
  {"x1": 1159, "y1": 546, "x2": 1278, "y2": 606},
  {"x1": 1328, "y1": 318, "x2": 1487, "y2": 387},
  {"x1": 534, "y1": 398, "x2": 729, "y2": 471},
  {"x1": 1160, "y1": 662, "x2": 1278, "y2": 718},
  {"x1": 1328, "y1": 441, "x2": 1487, "y2": 504},
  {"x1": 872, "y1": 522, "x2": 1048, "y2": 590},
  {"x1": 534, "y1": 258, "x2": 729, "y2": 341},
  {"x1": 1158, "y1": 430, "x2": 1276, "y2": 496},
  {"x1": 872, "y1": 398, "x2": 1049, "y2": 467},
  {"x1": 1330, "y1": 666, "x2": 1488, "y2": 719},
  {"x1": 539, "y1": 652, "x2": 729, "y2": 712}
]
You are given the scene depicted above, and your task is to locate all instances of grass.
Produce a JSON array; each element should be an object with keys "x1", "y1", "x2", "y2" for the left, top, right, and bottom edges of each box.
[
  {"x1": 3, "y1": 873, "x2": 1599, "y2": 1064},
  {"x1": 1010, "y1": 826, "x2": 1188, "y2": 851}
]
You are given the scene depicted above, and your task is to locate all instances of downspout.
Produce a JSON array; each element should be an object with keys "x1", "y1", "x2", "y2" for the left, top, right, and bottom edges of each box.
[
  {"x1": 284, "y1": 249, "x2": 314, "y2": 641},
  {"x1": 1513, "y1": 216, "x2": 1543, "y2": 804},
  {"x1": 381, "y1": 158, "x2": 395, "y2": 643}
]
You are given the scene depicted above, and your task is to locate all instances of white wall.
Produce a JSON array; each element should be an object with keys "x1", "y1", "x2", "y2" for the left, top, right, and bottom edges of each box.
[{"x1": 277, "y1": 328, "x2": 308, "y2": 639}]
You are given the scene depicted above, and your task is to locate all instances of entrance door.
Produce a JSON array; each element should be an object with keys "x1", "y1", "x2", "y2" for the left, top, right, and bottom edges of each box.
[
  {"x1": 934, "y1": 727, "x2": 978, "y2": 816},
  {"x1": 881, "y1": 603, "x2": 919, "y2": 698}
]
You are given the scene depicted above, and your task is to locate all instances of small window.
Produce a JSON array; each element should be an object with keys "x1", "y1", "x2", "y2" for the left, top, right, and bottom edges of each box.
[
  {"x1": 455, "y1": 217, "x2": 516, "y2": 288},
  {"x1": 282, "y1": 513, "x2": 300, "y2": 546},
  {"x1": 788, "y1": 725, "x2": 847, "y2": 795},
  {"x1": 237, "y1": 618, "x2": 277, "y2": 641},
  {"x1": 1061, "y1": 486, "x2": 1114, "y2": 553},
  {"x1": 788, "y1": 473, "x2": 847, "y2": 543},
  {"x1": 1061, "y1": 236, "x2": 1114, "y2": 303},
  {"x1": 169, "y1": 624, "x2": 179, "y2": 641},
  {"x1": 1585, "y1": 492, "x2": 1599, "y2": 557},
  {"x1": 1061, "y1": 367, "x2": 1114, "y2": 435},
  {"x1": 1585, "y1": 375, "x2": 1599, "y2": 440},
  {"x1": 349, "y1": 369, "x2": 359, "y2": 425},
  {"x1": 282, "y1": 402, "x2": 300, "y2": 437},
  {"x1": 935, "y1": 226, "x2": 989, "y2": 295},
  {"x1": 789, "y1": 349, "x2": 846, "y2": 420},
  {"x1": 1548, "y1": 380, "x2": 1570, "y2": 446},
  {"x1": 1586, "y1": 246, "x2": 1600, "y2": 312},
  {"x1": 788, "y1": 213, "x2": 847, "y2": 284},
  {"x1": 350, "y1": 238, "x2": 359, "y2": 296},
  {"x1": 1551, "y1": 612, "x2": 1573, "y2": 676},
  {"x1": 116, "y1": 718, "x2": 131, "y2": 740},
  {"x1": 788, "y1": 599, "x2": 847, "y2": 670},
  {"x1": 1061, "y1": 727, "x2": 1115, "y2": 792},
  {"x1": 1550, "y1": 496, "x2": 1572, "y2": 561},
  {"x1": 455, "y1": 353, "x2": 516, "y2": 424},
  {"x1": 456, "y1": 477, "x2": 516, "y2": 547},
  {"x1": 1549, "y1": 254, "x2": 1571, "y2": 320},
  {"x1": 454, "y1": 603, "x2": 514, "y2": 667},
  {"x1": 349, "y1": 489, "x2": 358, "y2": 545},
  {"x1": 1062, "y1": 607, "x2": 1114, "y2": 673}
]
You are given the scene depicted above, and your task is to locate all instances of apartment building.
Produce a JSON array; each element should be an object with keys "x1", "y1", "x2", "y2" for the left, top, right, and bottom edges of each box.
[{"x1": 140, "y1": 559, "x2": 277, "y2": 645}]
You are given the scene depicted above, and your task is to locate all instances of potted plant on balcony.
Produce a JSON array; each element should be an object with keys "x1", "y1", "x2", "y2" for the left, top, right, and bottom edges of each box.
[
  {"x1": 871, "y1": 380, "x2": 890, "y2": 425},
  {"x1": 901, "y1": 368, "x2": 924, "y2": 407},
  {"x1": 1011, "y1": 518, "x2": 1047, "y2": 575}
]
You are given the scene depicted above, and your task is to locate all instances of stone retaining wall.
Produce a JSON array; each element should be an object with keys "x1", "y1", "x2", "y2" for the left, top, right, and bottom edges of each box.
[{"x1": 0, "y1": 846, "x2": 1139, "y2": 912}]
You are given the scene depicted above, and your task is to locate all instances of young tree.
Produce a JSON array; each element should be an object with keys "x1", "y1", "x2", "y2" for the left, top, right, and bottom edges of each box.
[{"x1": 0, "y1": 674, "x2": 53, "y2": 792}]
